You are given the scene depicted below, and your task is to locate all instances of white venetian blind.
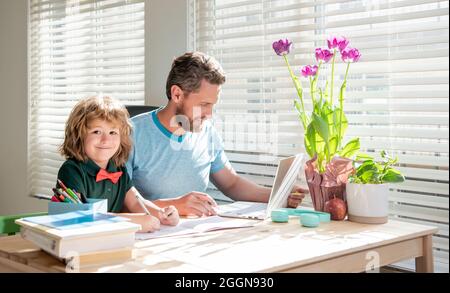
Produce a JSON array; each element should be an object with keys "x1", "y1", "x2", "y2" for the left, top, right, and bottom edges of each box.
[
  {"x1": 194, "y1": 0, "x2": 449, "y2": 272},
  {"x1": 29, "y1": 0, "x2": 145, "y2": 195}
]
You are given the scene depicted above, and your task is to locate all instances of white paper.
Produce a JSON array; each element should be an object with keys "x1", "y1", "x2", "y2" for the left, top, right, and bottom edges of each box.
[{"x1": 135, "y1": 216, "x2": 256, "y2": 240}]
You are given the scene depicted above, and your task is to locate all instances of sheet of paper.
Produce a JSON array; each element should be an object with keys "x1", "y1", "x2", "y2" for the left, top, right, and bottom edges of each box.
[{"x1": 135, "y1": 216, "x2": 256, "y2": 240}]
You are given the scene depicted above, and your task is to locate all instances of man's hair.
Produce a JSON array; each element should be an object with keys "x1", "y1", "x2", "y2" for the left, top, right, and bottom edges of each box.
[
  {"x1": 166, "y1": 52, "x2": 226, "y2": 100},
  {"x1": 59, "y1": 96, "x2": 132, "y2": 167}
]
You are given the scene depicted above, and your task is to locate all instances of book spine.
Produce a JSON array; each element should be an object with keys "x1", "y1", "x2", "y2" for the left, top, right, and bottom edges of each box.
[{"x1": 21, "y1": 228, "x2": 59, "y2": 256}]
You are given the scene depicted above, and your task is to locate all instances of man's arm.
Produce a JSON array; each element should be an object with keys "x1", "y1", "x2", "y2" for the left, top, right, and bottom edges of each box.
[
  {"x1": 211, "y1": 165, "x2": 309, "y2": 207},
  {"x1": 210, "y1": 165, "x2": 271, "y2": 202}
]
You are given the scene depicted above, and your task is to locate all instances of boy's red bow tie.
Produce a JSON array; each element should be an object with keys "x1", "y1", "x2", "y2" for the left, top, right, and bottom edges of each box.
[{"x1": 96, "y1": 169, "x2": 123, "y2": 184}]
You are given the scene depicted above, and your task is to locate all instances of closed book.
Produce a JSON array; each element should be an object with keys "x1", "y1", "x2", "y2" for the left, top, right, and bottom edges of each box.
[
  {"x1": 16, "y1": 212, "x2": 140, "y2": 258},
  {"x1": 19, "y1": 226, "x2": 137, "y2": 259}
]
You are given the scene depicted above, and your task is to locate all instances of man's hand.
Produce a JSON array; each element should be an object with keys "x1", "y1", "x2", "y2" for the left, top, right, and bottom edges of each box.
[
  {"x1": 175, "y1": 192, "x2": 218, "y2": 217},
  {"x1": 158, "y1": 205, "x2": 180, "y2": 226},
  {"x1": 287, "y1": 185, "x2": 309, "y2": 208}
]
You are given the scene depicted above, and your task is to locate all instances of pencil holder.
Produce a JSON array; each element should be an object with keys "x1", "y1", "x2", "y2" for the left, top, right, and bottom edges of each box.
[{"x1": 48, "y1": 198, "x2": 108, "y2": 215}]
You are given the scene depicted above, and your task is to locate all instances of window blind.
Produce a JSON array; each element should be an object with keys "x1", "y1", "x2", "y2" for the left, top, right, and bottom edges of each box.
[
  {"x1": 29, "y1": 0, "x2": 145, "y2": 196},
  {"x1": 194, "y1": 0, "x2": 449, "y2": 272}
]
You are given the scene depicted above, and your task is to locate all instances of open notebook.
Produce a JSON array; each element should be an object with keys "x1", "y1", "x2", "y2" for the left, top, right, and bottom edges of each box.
[
  {"x1": 217, "y1": 154, "x2": 306, "y2": 220},
  {"x1": 135, "y1": 216, "x2": 256, "y2": 240}
]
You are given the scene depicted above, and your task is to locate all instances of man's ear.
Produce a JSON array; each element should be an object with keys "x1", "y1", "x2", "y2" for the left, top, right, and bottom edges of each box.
[{"x1": 171, "y1": 85, "x2": 184, "y2": 103}]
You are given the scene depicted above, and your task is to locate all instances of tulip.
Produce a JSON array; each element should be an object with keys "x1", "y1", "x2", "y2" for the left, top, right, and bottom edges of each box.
[
  {"x1": 341, "y1": 47, "x2": 361, "y2": 63},
  {"x1": 327, "y1": 36, "x2": 349, "y2": 52},
  {"x1": 301, "y1": 65, "x2": 318, "y2": 77},
  {"x1": 272, "y1": 39, "x2": 292, "y2": 56},
  {"x1": 315, "y1": 48, "x2": 334, "y2": 63}
]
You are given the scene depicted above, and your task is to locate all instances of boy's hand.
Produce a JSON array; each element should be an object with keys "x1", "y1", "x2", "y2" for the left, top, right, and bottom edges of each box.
[
  {"x1": 159, "y1": 205, "x2": 180, "y2": 226},
  {"x1": 139, "y1": 214, "x2": 161, "y2": 233}
]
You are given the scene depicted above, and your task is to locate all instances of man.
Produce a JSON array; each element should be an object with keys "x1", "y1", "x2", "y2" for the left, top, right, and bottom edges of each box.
[{"x1": 126, "y1": 52, "x2": 308, "y2": 216}]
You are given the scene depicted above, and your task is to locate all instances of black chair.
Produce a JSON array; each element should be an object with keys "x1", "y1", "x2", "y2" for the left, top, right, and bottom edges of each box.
[{"x1": 125, "y1": 105, "x2": 159, "y2": 118}]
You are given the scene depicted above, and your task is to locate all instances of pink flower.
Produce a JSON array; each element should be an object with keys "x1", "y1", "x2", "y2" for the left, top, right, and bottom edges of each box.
[
  {"x1": 272, "y1": 39, "x2": 293, "y2": 56},
  {"x1": 327, "y1": 36, "x2": 349, "y2": 52},
  {"x1": 301, "y1": 65, "x2": 318, "y2": 77},
  {"x1": 341, "y1": 47, "x2": 361, "y2": 63},
  {"x1": 315, "y1": 48, "x2": 334, "y2": 63}
]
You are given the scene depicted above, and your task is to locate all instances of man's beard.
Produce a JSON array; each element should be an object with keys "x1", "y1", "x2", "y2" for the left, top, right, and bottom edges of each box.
[{"x1": 175, "y1": 104, "x2": 203, "y2": 132}]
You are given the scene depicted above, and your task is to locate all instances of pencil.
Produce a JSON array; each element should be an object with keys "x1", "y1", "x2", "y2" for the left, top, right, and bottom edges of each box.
[
  {"x1": 57, "y1": 179, "x2": 68, "y2": 190},
  {"x1": 29, "y1": 194, "x2": 53, "y2": 201},
  {"x1": 134, "y1": 193, "x2": 151, "y2": 215}
]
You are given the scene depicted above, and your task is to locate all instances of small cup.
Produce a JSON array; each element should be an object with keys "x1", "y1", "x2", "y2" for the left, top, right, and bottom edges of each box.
[
  {"x1": 271, "y1": 209, "x2": 289, "y2": 223},
  {"x1": 300, "y1": 213, "x2": 320, "y2": 228}
]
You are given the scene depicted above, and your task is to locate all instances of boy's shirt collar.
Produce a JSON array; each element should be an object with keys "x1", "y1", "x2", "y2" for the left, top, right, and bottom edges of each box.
[{"x1": 84, "y1": 159, "x2": 118, "y2": 177}]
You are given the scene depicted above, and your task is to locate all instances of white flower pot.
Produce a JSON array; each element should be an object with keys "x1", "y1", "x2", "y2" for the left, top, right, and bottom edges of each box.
[{"x1": 346, "y1": 183, "x2": 389, "y2": 224}]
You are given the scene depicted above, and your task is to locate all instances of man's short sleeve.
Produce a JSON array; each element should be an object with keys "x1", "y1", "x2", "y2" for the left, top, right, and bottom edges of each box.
[{"x1": 125, "y1": 119, "x2": 136, "y2": 180}]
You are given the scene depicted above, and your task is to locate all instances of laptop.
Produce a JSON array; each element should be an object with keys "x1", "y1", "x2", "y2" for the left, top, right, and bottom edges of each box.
[{"x1": 217, "y1": 154, "x2": 305, "y2": 220}]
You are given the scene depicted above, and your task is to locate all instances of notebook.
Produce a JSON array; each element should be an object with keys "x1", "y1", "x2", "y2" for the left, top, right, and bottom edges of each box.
[
  {"x1": 217, "y1": 154, "x2": 306, "y2": 220},
  {"x1": 136, "y1": 215, "x2": 256, "y2": 240}
]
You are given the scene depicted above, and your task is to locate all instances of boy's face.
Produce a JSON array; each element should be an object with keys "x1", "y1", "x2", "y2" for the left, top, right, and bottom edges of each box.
[{"x1": 84, "y1": 119, "x2": 121, "y2": 169}]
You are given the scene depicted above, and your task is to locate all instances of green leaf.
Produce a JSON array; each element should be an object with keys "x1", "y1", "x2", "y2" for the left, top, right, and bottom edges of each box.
[
  {"x1": 356, "y1": 160, "x2": 377, "y2": 178},
  {"x1": 311, "y1": 112, "x2": 329, "y2": 142},
  {"x1": 355, "y1": 152, "x2": 374, "y2": 161},
  {"x1": 333, "y1": 108, "x2": 348, "y2": 139},
  {"x1": 360, "y1": 170, "x2": 379, "y2": 184},
  {"x1": 321, "y1": 103, "x2": 333, "y2": 122},
  {"x1": 328, "y1": 136, "x2": 338, "y2": 156},
  {"x1": 313, "y1": 101, "x2": 321, "y2": 115},
  {"x1": 381, "y1": 168, "x2": 405, "y2": 183},
  {"x1": 305, "y1": 124, "x2": 316, "y2": 158},
  {"x1": 339, "y1": 138, "x2": 360, "y2": 158}
]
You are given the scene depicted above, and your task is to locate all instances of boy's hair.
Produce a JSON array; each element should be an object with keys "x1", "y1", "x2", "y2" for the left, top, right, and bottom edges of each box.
[
  {"x1": 166, "y1": 52, "x2": 226, "y2": 100},
  {"x1": 59, "y1": 96, "x2": 132, "y2": 167}
]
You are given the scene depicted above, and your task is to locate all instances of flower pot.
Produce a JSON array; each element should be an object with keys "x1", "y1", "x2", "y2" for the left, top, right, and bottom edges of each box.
[
  {"x1": 305, "y1": 156, "x2": 353, "y2": 212},
  {"x1": 346, "y1": 183, "x2": 389, "y2": 224}
]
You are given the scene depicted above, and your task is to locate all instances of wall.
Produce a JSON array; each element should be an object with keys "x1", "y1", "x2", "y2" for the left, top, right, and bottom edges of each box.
[
  {"x1": 0, "y1": 0, "x2": 47, "y2": 214},
  {"x1": 146, "y1": 0, "x2": 188, "y2": 107}
]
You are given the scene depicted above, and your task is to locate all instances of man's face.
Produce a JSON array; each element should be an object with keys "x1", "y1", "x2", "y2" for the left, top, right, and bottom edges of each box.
[{"x1": 176, "y1": 79, "x2": 220, "y2": 132}]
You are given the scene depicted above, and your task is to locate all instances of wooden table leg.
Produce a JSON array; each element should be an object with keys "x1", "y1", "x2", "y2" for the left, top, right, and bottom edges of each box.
[{"x1": 415, "y1": 235, "x2": 434, "y2": 273}]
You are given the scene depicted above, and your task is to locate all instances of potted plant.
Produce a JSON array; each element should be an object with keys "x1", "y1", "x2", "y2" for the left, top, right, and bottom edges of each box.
[
  {"x1": 346, "y1": 151, "x2": 405, "y2": 224},
  {"x1": 273, "y1": 37, "x2": 362, "y2": 216}
]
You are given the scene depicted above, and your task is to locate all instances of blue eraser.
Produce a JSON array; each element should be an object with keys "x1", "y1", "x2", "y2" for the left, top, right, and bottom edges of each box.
[
  {"x1": 300, "y1": 213, "x2": 320, "y2": 227},
  {"x1": 271, "y1": 209, "x2": 289, "y2": 223}
]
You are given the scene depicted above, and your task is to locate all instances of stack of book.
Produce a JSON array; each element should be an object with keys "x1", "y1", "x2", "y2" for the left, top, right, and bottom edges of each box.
[{"x1": 15, "y1": 211, "x2": 141, "y2": 269}]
